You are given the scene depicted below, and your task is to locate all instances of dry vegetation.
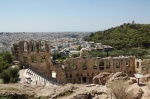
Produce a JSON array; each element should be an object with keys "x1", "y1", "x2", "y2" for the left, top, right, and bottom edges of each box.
[{"x1": 108, "y1": 80, "x2": 132, "y2": 99}]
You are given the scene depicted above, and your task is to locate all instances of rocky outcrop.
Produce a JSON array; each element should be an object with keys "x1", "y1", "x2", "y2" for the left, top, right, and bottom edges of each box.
[
  {"x1": 128, "y1": 85, "x2": 144, "y2": 99},
  {"x1": 93, "y1": 72, "x2": 111, "y2": 85},
  {"x1": 0, "y1": 82, "x2": 149, "y2": 99},
  {"x1": 142, "y1": 74, "x2": 150, "y2": 82},
  {"x1": 93, "y1": 72, "x2": 128, "y2": 85},
  {"x1": 109, "y1": 72, "x2": 128, "y2": 81},
  {"x1": 127, "y1": 77, "x2": 137, "y2": 85},
  {"x1": 73, "y1": 89, "x2": 108, "y2": 99},
  {"x1": 0, "y1": 91, "x2": 28, "y2": 99},
  {"x1": 73, "y1": 92, "x2": 92, "y2": 99}
]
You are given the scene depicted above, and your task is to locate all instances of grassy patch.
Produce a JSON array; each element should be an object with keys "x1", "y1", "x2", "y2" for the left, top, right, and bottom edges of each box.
[
  {"x1": 0, "y1": 96, "x2": 12, "y2": 99},
  {"x1": 57, "y1": 90, "x2": 74, "y2": 97}
]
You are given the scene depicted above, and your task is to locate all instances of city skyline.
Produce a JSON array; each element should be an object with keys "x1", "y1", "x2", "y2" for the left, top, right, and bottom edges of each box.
[{"x1": 0, "y1": 0, "x2": 150, "y2": 32}]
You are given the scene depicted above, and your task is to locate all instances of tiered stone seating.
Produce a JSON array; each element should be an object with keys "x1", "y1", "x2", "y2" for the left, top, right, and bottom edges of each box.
[{"x1": 24, "y1": 68, "x2": 55, "y2": 86}]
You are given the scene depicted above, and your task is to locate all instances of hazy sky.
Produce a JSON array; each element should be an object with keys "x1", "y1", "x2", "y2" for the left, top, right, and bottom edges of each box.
[{"x1": 0, "y1": 0, "x2": 150, "y2": 32}]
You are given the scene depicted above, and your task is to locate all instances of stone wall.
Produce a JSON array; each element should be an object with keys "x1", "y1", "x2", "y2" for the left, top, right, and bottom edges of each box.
[
  {"x1": 64, "y1": 56, "x2": 136, "y2": 84},
  {"x1": 13, "y1": 40, "x2": 137, "y2": 84},
  {"x1": 13, "y1": 40, "x2": 65, "y2": 83}
]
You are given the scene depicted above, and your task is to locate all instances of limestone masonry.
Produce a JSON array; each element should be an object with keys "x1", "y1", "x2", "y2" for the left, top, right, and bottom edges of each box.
[{"x1": 13, "y1": 40, "x2": 141, "y2": 84}]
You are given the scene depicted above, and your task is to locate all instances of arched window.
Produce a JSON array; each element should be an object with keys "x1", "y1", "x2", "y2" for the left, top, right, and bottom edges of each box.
[
  {"x1": 23, "y1": 42, "x2": 28, "y2": 52},
  {"x1": 99, "y1": 61, "x2": 104, "y2": 70},
  {"x1": 105, "y1": 61, "x2": 110, "y2": 69},
  {"x1": 82, "y1": 62, "x2": 87, "y2": 70},
  {"x1": 116, "y1": 61, "x2": 120, "y2": 68},
  {"x1": 137, "y1": 61, "x2": 139, "y2": 68},
  {"x1": 125, "y1": 60, "x2": 130, "y2": 67},
  {"x1": 31, "y1": 55, "x2": 37, "y2": 63},
  {"x1": 31, "y1": 41, "x2": 36, "y2": 52},
  {"x1": 40, "y1": 41, "x2": 45, "y2": 52},
  {"x1": 93, "y1": 61, "x2": 97, "y2": 69},
  {"x1": 23, "y1": 56, "x2": 28, "y2": 63},
  {"x1": 41, "y1": 55, "x2": 46, "y2": 62},
  {"x1": 52, "y1": 71, "x2": 56, "y2": 78}
]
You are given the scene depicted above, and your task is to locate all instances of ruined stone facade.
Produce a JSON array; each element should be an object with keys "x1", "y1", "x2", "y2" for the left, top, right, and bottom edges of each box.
[
  {"x1": 13, "y1": 40, "x2": 65, "y2": 83},
  {"x1": 13, "y1": 40, "x2": 138, "y2": 84},
  {"x1": 64, "y1": 56, "x2": 136, "y2": 84}
]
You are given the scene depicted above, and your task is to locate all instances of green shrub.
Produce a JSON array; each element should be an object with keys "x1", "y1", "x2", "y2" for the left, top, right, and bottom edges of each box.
[
  {"x1": 2, "y1": 51, "x2": 13, "y2": 64},
  {"x1": 0, "y1": 67, "x2": 19, "y2": 83}
]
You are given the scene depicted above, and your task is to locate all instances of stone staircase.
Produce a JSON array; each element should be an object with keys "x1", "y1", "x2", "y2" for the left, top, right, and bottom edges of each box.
[{"x1": 24, "y1": 68, "x2": 57, "y2": 86}]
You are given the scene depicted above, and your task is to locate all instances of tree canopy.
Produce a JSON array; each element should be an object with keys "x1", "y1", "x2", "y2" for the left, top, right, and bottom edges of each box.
[
  {"x1": 85, "y1": 23, "x2": 150, "y2": 50},
  {"x1": 0, "y1": 51, "x2": 19, "y2": 83}
]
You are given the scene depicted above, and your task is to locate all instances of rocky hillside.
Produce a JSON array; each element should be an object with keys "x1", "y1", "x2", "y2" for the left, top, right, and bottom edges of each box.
[
  {"x1": 0, "y1": 81, "x2": 150, "y2": 99},
  {"x1": 85, "y1": 23, "x2": 150, "y2": 50}
]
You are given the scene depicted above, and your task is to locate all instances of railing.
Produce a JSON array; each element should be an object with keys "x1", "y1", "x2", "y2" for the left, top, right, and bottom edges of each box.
[{"x1": 27, "y1": 66, "x2": 57, "y2": 85}]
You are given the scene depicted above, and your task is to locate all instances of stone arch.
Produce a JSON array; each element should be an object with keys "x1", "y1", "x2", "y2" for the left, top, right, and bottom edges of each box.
[
  {"x1": 41, "y1": 55, "x2": 46, "y2": 62},
  {"x1": 31, "y1": 54, "x2": 37, "y2": 63},
  {"x1": 23, "y1": 41, "x2": 28, "y2": 52},
  {"x1": 82, "y1": 77, "x2": 87, "y2": 83},
  {"x1": 31, "y1": 40, "x2": 37, "y2": 52},
  {"x1": 137, "y1": 61, "x2": 139, "y2": 68},
  {"x1": 125, "y1": 59, "x2": 130, "y2": 66},
  {"x1": 93, "y1": 60, "x2": 97, "y2": 69},
  {"x1": 52, "y1": 71, "x2": 56, "y2": 78},
  {"x1": 23, "y1": 56, "x2": 28, "y2": 63},
  {"x1": 99, "y1": 61, "x2": 104, "y2": 70},
  {"x1": 40, "y1": 40, "x2": 46, "y2": 52},
  {"x1": 115, "y1": 61, "x2": 120, "y2": 68},
  {"x1": 105, "y1": 61, "x2": 110, "y2": 69}
]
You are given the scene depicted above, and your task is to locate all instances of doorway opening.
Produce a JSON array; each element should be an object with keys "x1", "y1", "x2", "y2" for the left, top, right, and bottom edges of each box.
[{"x1": 82, "y1": 77, "x2": 87, "y2": 83}]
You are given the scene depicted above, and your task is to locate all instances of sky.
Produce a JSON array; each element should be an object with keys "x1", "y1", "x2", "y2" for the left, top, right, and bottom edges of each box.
[{"x1": 0, "y1": 0, "x2": 150, "y2": 32}]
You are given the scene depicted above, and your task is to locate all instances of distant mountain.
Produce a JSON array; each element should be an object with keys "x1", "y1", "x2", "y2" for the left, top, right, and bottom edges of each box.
[{"x1": 85, "y1": 23, "x2": 150, "y2": 50}]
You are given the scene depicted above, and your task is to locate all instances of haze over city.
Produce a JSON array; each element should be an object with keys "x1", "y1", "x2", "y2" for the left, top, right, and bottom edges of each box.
[{"x1": 0, "y1": 0, "x2": 150, "y2": 32}]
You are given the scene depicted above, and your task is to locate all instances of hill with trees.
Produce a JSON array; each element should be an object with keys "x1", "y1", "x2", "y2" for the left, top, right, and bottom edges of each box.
[
  {"x1": 85, "y1": 23, "x2": 150, "y2": 50},
  {"x1": 85, "y1": 23, "x2": 150, "y2": 58}
]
